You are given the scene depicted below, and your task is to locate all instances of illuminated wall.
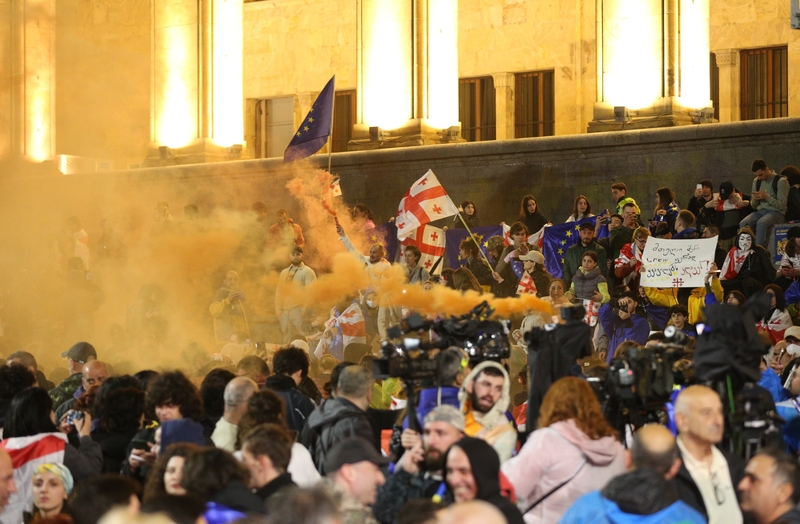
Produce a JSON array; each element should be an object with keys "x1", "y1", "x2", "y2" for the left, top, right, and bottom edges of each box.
[
  {"x1": 427, "y1": 0, "x2": 459, "y2": 129},
  {"x1": 152, "y1": 0, "x2": 243, "y2": 150},
  {"x1": 679, "y1": 0, "x2": 710, "y2": 109},
  {"x1": 361, "y1": 0, "x2": 413, "y2": 130},
  {"x1": 601, "y1": 0, "x2": 663, "y2": 110}
]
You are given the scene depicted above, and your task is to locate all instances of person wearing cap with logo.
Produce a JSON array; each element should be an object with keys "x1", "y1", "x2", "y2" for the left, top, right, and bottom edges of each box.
[
  {"x1": 321, "y1": 436, "x2": 388, "y2": 524},
  {"x1": 49, "y1": 342, "x2": 97, "y2": 409},
  {"x1": 374, "y1": 405, "x2": 465, "y2": 524},
  {"x1": 518, "y1": 250, "x2": 552, "y2": 298},
  {"x1": 562, "y1": 222, "x2": 608, "y2": 288},
  {"x1": 275, "y1": 245, "x2": 317, "y2": 343}
]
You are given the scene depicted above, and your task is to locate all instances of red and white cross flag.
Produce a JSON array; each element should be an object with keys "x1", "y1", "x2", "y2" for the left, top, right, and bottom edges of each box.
[
  {"x1": 516, "y1": 272, "x2": 538, "y2": 296},
  {"x1": 402, "y1": 224, "x2": 446, "y2": 275},
  {"x1": 583, "y1": 299, "x2": 600, "y2": 327},
  {"x1": 330, "y1": 178, "x2": 342, "y2": 197},
  {"x1": 396, "y1": 170, "x2": 459, "y2": 241},
  {"x1": 1, "y1": 433, "x2": 68, "y2": 524}
]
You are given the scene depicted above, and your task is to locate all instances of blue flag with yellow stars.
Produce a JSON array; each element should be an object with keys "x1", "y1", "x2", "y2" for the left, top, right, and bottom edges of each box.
[
  {"x1": 444, "y1": 226, "x2": 504, "y2": 268},
  {"x1": 284, "y1": 75, "x2": 335, "y2": 162},
  {"x1": 543, "y1": 217, "x2": 609, "y2": 278}
]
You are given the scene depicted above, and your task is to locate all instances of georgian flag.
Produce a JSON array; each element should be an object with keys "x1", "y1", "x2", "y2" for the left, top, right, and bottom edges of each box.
[
  {"x1": 516, "y1": 273, "x2": 537, "y2": 296},
  {"x1": 396, "y1": 170, "x2": 459, "y2": 241},
  {"x1": 501, "y1": 223, "x2": 547, "y2": 249},
  {"x1": 334, "y1": 303, "x2": 367, "y2": 349},
  {"x1": 401, "y1": 224, "x2": 446, "y2": 275},
  {"x1": 1, "y1": 433, "x2": 68, "y2": 524},
  {"x1": 583, "y1": 299, "x2": 600, "y2": 327},
  {"x1": 757, "y1": 310, "x2": 793, "y2": 345},
  {"x1": 330, "y1": 179, "x2": 342, "y2": 197}
]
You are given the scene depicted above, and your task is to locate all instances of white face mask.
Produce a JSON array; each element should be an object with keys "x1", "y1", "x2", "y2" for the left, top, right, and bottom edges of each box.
[
  {"x1": 738, "y1": 234, "x2": 752, "y2": 251},
  {"x1": 366, "y1": 300, "x2": 377, "y2": 309},
  {"x1": 787, "y1": 343, "x2": 800, "y2": 358}
]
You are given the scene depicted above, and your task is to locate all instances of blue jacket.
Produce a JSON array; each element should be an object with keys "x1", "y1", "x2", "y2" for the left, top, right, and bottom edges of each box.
[
  {"x1": 776, "y1": 398, "x2": 800, "y2": 453},
  {"x1": 787, "y1": 281, "x2": 800, "y2": 306},
  {"x1": 599, "y1": 303, "x2": 651, "y2": 363},
  {"x1": 559, "y1": 490, "x2": 705, "y2": 524},
  {"x1": 760, "y1": 368, "x2": 789, "y2": 404}
]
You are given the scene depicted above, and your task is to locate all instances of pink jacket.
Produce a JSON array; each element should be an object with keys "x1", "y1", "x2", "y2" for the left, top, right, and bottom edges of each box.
[{"x1": 501, "y1": 419, "x2": 625, "y2": 524}]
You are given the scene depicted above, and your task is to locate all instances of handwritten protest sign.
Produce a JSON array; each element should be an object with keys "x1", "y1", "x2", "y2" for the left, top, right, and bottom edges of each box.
[{"x1": 640, "y1": 236, "x2": 718, "y2": 288}]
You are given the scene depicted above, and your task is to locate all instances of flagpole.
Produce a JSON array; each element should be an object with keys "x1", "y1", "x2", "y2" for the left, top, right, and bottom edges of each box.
[
  {"x1": 326, "y1": 76, "x2": 336, "y2": 174},
  {"x1": 457, "y1": 213, "x2": 494, "y2": 270}
]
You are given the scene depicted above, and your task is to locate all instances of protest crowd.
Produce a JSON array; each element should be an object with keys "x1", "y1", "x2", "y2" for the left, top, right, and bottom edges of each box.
[{"x1": 5, "y1": 157, "x2": 800, "y2": 524}]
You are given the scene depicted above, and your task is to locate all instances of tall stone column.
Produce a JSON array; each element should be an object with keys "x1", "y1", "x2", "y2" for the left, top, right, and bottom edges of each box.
[
  {"x1": 714, "y1": 50, "x2": 739, "y2": 123},
  {"x1": 491, "y1": 73, "x2": 515, "y2": 140},
  {"x1": 589, "y1": 0, "x2": 712, "y2": 132},
  {"x1": 350, "y1": 0, "x2": 461, "y2": 150},
  {"x1": 146, "y1": 0, "x2": 244, "y2": 166},
  {"x1": 0, "y1": 0, "x2": 56, "y2": 170}
]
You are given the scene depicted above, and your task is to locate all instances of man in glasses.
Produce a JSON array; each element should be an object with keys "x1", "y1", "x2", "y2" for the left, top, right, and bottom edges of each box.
[{"x1": 673, "y1": 385, "x2": 744, "y2": 524}]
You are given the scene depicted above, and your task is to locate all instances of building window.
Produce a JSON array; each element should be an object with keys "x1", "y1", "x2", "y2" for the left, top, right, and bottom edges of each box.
[
  {"x1": 710, "y1": 53, "x2": 719, "y2": 121},
  {"x1": 458, "y1": 77, "x2": 496, "y2": 141},
  {"x1": 740, "y1": 46, "x2": 788, "y2": 120},
  {"x1": 515, "y1": 70, "x2": 554, "y2": 138},
  {"x1": 332, "y1": 90, "x2": 356, "y2": 153},
  {"x1": 254, "y1": 97, "x2": 294, "y2": 158}
]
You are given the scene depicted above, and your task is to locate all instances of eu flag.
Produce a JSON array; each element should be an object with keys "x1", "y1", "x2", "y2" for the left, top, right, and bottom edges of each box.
[
  {"x1": 283, "y1": 75, "x2": 336, "y2": 162},
  {"x1": 444, "y1": 226, "x2": 504, "y2": 268},
  {"x1": 543, "y1": 218, "x2": 609, "y2": 278}
]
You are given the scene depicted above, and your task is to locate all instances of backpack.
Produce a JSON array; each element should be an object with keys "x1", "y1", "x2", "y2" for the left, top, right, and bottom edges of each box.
[{"x1": 756, "y1": 173, "x2": 785, "y2": 194}]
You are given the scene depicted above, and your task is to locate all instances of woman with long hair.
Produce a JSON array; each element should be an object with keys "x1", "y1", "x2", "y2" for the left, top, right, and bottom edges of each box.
[
  {"x1": 542, "y1": 279, "x2": 571, "y2": 323},
  {"x1": 518, "y1": 195, "x2": 550, "y2": 234},
  {"x1": 501, "y1": 377, "x2": 625, "y2": 523},
  {"x1": 566, "y1": 196, "x2": 594, "y2": 223},
  {"x1": 454, "y1": 200, "x2": 480, "y2": 229},
  {"x1": 24, "y1": 464, "x2": 73, "y2": 523},
  {"x1": 650, "y1": 187, "x2": 679, "y2": 235},
  {"x1": 757, "y1": 284, "x2": 793, "y2": 345},
  {"x1": 451, "y1": 267, "x2": 483, "y2": 293},
  {"x1": 1, "y1": 388, "x2": 102, "y2": 523},
  {"x1": 142, "y1": 443, "x2": 203, "y2": 502}
]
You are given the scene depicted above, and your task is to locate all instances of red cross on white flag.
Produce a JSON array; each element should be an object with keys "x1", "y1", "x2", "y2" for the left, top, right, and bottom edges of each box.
[
  {"x1": 583, "y1": 299, "x2": 600, "y2": 327},
  {"x1": 516, "y1": 273, "x2": 537, "y2": 296},
  {"x1": 401, "y1": 224, "x2": 446, "y2": 276},
  {"x1": 396, "y1": 170, "x2": 459, "y2": 241}
]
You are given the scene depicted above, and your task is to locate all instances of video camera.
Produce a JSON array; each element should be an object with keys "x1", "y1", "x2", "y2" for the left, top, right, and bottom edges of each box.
[
  {"x1": 599, "y1": 325, "x2": 687, "y2": 433},
  {"x1": 371, "y1": 301, "x2": 511, "y2": 431}
]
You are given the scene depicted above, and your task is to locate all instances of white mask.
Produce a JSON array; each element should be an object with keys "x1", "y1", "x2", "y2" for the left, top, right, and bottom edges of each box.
[
  {"x1": 366, "y1": 299, "x2": 377, "y2": 309},
  {"x1": 787, "y1": 343, "x2": 800, "y2": 358},
  {"x1": 738, "y1": 234, "x2": 752, "y2": 251}
]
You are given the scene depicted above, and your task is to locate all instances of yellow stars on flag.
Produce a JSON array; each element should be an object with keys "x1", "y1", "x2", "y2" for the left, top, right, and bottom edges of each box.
[
  {"x1": 561, "y1": 240, "x2": 567, "y2": 245},
  {"x1": 565, "y1": 230, "x2": 572, "y2": 238},
  {"x1": 371, "y1": 235, "x2": 378, "y2": 242},
  {"x1": 558, "y1": 248, "x2": 563, "y2": 255},
  {"x1": 308, "y1": 117, "x2": 314, "y2": 123},
  {"x1": 560, "y1": 258, "x2": 565, "y2": 264},
  {"x1": 296, "y1": 132, "x2": 301, "y2": 137},
  {"x1": 575, "y1": 225, "x2": 581, "y2": 231},
  {"x1": 303, "y1": 126, "x2": 310, "y2": 132}
]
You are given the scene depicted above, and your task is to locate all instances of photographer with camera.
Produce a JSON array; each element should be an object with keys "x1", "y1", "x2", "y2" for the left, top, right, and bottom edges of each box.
[
  {"x1": 458, "y1": 361, "x2": 517, "y2": 462},
  {"x1": 599, "y1": 291, "x2": 650, "y2": 363}
]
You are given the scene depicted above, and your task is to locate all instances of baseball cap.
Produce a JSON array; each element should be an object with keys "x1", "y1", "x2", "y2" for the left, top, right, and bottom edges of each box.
[
  {"x1": 61, "y1": 342, "x2": 97, "y2": 363},
  {"x1": 324, "y1": 437, "x2": 389, "y2": 472},
  {"x1": 785, "y1": 326, "x2": 800, "y2": 343},
  {"x1": 519, "y1": 250, "x2": 545, "y2": 265},
  {"x1": 486, "y1": 235, "x2": 506, "y2": 251},
  {"x1": 579, "y1": 222, "x2": 595, "y2": 231},
  {"x1": 423, "y1": 404, "x2": 466, "y2": 432},
  {"x1": 292, "y1": 245, "x2": 303, "y2": 254},
  {"x1": 719, "y1": 181, "x2": 734, "y2": 200}
]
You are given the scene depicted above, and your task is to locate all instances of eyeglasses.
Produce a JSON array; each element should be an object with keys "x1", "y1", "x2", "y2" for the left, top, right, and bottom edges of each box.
[{"x1": 710, "y1": 471, "x2": 726, "y2": 505}]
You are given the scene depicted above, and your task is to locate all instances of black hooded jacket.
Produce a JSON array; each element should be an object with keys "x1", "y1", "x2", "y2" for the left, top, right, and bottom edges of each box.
[
  {"x1": 444, "y1": 437, "x2": 525, "y2": 524},
  {"x1": 265, "y1": 373, "x2": 316, "y2": 433},
  {"x1": 601, "y1": 467, "x2": 678, "y2": 515}
]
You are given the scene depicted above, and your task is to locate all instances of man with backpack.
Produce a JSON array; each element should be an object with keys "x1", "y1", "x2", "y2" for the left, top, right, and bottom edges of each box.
[{"x1": 740, "y1": 158, "x2": 789, "y2": 248}]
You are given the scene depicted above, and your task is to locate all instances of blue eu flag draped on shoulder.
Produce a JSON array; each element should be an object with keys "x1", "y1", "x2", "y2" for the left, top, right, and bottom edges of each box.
[{"x1": 283, "y1": 75, "x2": 336, "y2": 162}]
